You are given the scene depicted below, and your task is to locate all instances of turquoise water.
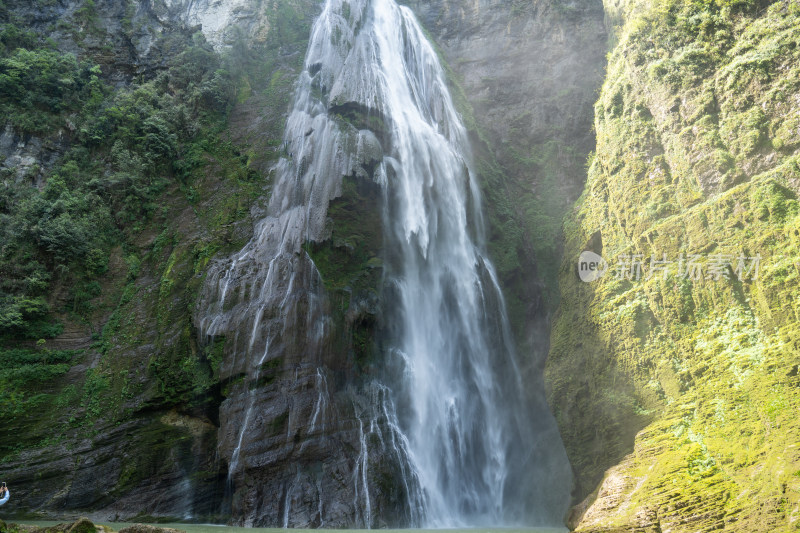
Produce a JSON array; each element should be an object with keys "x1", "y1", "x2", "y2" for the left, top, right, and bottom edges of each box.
[{"x1": 16, "y1": 522, "x2": 567, "y2": 533}]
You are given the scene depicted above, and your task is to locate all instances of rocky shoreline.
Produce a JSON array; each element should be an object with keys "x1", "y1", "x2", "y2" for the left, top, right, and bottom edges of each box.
[{"x1": 0, "y1": 518, "x2": 184, "y2": 533}]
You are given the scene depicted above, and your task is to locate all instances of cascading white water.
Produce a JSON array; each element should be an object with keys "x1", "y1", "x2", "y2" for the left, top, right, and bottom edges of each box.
[
  {"x1": 199, "y1": 0, "x2": 572, "y2": 527},
  {"x1": 314, "y1": 0, "x2": 571, "y2": 526}
]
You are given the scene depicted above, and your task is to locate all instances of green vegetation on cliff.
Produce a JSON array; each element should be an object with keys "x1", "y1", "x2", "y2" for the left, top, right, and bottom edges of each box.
[
  {"x1": 0, "y1": 2, "x2": 319, "y2": 516},
  {"x1": 548, "y1": 0, "x2": 800, "y2": 531},
  {"x1": 0, "y1": 20, "x2": 243, "y2": 441}
]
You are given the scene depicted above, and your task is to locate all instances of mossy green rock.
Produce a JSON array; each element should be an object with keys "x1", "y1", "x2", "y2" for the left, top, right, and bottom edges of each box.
[
  {"x1": 66, "y1": 518, "x2": 95, "y2": 533},
  {"x1": 6, "y1": 518, "x2": 97, "y2": 533},
  {"x1": 549, "y1": 1, "x2": 800, "y2": 531}
]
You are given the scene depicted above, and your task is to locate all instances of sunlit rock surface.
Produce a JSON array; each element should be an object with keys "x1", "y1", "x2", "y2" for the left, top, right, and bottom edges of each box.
[{"x1": 549, "y1": 1, "x2": 800, "y2": 531}]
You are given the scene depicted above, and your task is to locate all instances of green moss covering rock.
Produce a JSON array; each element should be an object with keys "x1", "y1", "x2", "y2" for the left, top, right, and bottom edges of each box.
[
  {"x1": 304, "y1": 172, "x2": 385, "y2": 375},
  {"x1": 3, "y1": 518, "x2": 97, "y2": 533},
  {"x1": 548, "y1": 1, "x2": 800, "y2": 531}
]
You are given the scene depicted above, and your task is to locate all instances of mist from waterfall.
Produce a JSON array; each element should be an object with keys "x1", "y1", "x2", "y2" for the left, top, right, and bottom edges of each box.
[{"x1": 199, "y1": 0, "x2": 572, "y2": 527}]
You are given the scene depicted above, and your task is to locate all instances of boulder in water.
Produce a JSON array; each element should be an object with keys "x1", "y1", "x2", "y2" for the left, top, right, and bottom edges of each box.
[{"x1": 66, "y1": 518, "x2": 95, "y2": 533}]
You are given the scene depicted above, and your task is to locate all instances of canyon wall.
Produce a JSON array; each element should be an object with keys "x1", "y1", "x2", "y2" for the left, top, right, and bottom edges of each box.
[{"x1": 548, "y1": 1, "x2": 800, "y2": 530}]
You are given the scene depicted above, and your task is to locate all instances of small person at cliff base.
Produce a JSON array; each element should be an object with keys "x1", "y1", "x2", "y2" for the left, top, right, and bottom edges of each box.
[{"x1": 0, "y1": 481, "x2": 9, "y2": 506}]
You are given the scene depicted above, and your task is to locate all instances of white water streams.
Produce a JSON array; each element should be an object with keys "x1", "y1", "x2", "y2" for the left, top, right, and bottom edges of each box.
[
  {"x1": 227, "y1": 339, "x2": 270, "y2": 483},
  {"x1": 323, "y1": 0, "x2": 571, "y2": 526},
  {"x1": 308, "y1": 368, "x2": 329, "y2": 435},
  {"x1": 200, "y1": 0, "x2": 571, "y2": 527}
]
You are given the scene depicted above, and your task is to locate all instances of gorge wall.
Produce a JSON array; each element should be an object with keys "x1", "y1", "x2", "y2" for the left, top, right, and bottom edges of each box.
[
  {"x1": 0, "y1": 0, "x2": 321, "y2": 522},
  {"x1": 548, "y1": 1, "x2": 800, "y2": 531}
]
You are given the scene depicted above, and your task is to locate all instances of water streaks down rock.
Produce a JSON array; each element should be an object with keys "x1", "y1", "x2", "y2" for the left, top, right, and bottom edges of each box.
[{"x1": 197, "y1": 0, "x2": 571, "y2": 527}]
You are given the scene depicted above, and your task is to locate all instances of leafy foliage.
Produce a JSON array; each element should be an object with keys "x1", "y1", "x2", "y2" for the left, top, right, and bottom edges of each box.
[
  {"x1": 0, "y1": 47, "x2": 103, "y2": 133},
  {"x1": 0, "y1": 26, "x2": 237, "y2": 342},
  {"x1": 0, "y1": 347, "x2": 77, "y2": 417}
]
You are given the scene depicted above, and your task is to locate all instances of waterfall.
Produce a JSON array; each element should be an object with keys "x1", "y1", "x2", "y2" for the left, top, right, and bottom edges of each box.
[
  {"x1": 361, "y1": 0, "x2": 572, "y2": 526},
  {"x1": 198, "y1": 0, "x2": 572, "y2": 527}
]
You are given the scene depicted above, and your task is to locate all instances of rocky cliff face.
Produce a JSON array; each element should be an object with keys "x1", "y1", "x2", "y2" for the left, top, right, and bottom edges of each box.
[
  {"x1": 405, "y1": 0, "x2": 607, "y2": 352},
  {"x1": 547, "y1": 1, "x2": 800, "y2": 531},
  {"x1": 0, "y1": 0, "x2": 320, "y2": 523},
  {"x1": 192, "y1": 1, "x2": 417, "y2": 523}
]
